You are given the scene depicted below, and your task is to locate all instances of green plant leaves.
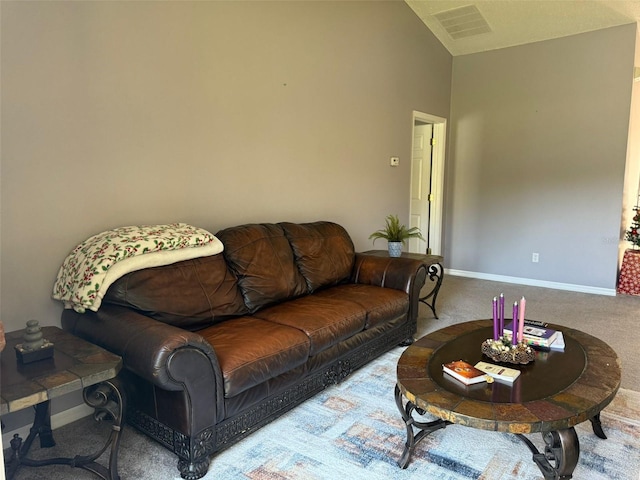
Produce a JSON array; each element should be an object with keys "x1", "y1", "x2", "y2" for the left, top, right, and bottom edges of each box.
[{"x1": 368, "y1": 214, "x2": 425, "y2": 245}]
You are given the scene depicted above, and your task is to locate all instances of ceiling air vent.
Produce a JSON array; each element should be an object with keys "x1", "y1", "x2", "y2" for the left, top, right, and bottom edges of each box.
[{"x1": 433, "y1": 4, "x2": 492, "y2": 40}]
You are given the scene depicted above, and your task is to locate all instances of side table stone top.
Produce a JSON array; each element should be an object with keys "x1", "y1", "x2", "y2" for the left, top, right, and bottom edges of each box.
[
  {"x1": 1, "y1": 326, "x2": 122, "y2": 415},
  {"x1": 397, "y1": 320, "x2": 621, "y2": 434},
  {"x1": 362, "y1": 249, "x2": 443, "y2": 265}
]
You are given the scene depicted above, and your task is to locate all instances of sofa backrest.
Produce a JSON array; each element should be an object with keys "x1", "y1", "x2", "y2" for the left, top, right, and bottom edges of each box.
[
  {"x1": 102, "y1": 254, "x2": 248, "y2": 330},
  {"x1": 216, "y1": 223, "x2": 308, "y2": 313},
  {"x1": 280, "y1": 221, "x2": 355, "y2": 292},
  {"x1": 216, "y1": 221, "x2": 356, "y2": 313},
  {"x1": 103, "y1": 221, "x2": 357, "y2": 323}
]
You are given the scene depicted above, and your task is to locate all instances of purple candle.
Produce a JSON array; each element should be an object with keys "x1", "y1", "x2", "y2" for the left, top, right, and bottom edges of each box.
[
  {"x1": 492, "y1": 296, "x2": 498, "y2": 340},
  {"x1": 499, "y1": 293, "x2": 505, "y2": 337},
  {"x1": 512, "y1": 301, "x2": 518, "y2": 345}
]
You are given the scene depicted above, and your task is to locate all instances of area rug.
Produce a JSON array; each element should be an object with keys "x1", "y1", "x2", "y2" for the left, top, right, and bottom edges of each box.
[
  {"x1": 10, "y1": 347, "x2": 640, "y2": 480},
  {"x1": 200, "y1": 348, "x2": 640, "y2": 480}
]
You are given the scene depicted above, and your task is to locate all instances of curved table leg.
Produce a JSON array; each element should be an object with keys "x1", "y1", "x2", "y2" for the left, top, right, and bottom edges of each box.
[
  {"x1": 16, "y1": 379, "x2": 126, "y2": 480},
  {"x1": 590, "y1": 413, "x2": 607, "y2": 439},
  {"x1": 517, "y1": 428, "x2": 579, "y2": 480},
  {"x1": 419, "y1": 263, "x2": 443, "y2": 319},
  {"x1": 395, "y1": 384, "x2": 450, "y2": 469}
]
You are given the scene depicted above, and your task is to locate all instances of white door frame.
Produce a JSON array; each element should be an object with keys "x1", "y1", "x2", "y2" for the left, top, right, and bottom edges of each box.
[{"x1": 409, "y1": 111, "x2": 447, "y2": 256}]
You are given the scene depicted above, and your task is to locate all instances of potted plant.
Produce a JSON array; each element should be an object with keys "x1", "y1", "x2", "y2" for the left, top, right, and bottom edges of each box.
[{"x1": 369, "y1": 214, "x2": 425, "y2": 257}]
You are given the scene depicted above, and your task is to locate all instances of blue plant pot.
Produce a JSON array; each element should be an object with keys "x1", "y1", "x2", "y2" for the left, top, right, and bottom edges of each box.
[{"x1": 388, "y1": 242, "x2": 403, "y2": 257}]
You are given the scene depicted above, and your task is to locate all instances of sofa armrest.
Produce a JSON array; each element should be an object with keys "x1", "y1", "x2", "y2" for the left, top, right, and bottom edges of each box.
[
  {"x1": 61, "y1": 305, "x2": 224, "y2": 413},
  {"x1": 351, "y1": 254, "x2": 427, "y2": 323},
  {"x1": 351, "y1": 254, "x2": 426, "y2": 293}
]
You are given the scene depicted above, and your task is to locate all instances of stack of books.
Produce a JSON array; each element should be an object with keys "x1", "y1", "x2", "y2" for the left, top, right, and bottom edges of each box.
[{"x1": 503, "y1": 319, "x2": 564, "y2": 351}]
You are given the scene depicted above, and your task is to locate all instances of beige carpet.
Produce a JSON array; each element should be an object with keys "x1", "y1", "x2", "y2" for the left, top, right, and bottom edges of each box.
[{"x1": 421, "y1": 275, "x2": 639, "y2": 391}]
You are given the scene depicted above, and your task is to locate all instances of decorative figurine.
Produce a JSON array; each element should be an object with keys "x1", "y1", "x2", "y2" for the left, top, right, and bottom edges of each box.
[{"x1": 15, "y1": 319, "x2": 54, "y2": 363}]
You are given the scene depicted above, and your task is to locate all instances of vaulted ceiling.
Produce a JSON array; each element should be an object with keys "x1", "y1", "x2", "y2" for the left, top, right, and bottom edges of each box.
[{"x1": 405, "y1": 0, "x2": 640, "y2": 56}]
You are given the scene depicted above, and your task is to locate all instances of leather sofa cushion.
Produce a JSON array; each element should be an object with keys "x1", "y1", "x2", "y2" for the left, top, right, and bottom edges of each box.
[
  {"x1": 254, "y1": 296, "x2": 366, "y2": 356},
  {"x1": 312, "y1": 284, "x2": 408, "y2": 329},
  {"x1": 279, "y1": 222, "x2": 355, "y2": 292},
  {"x1": 199, "y1": 317, "x2": 310, "y2": 398},
  {"x1": 216, "y1": 224, "x2": 307, "y2": 312},
  {"x1": 103, "y1": 254, "x2": 248, "y2": 329}
]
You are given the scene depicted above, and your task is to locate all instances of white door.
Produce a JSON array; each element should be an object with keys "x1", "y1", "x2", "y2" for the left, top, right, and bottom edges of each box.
[
  {"x1": 409, "y1": 123, "x2": 433, "y2": 254},
  {"x1": 409, "y1": 111, "x2": 447, "y2": 256}
]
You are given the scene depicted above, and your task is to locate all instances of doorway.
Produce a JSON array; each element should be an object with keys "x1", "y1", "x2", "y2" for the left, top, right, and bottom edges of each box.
[{"x1": 408, "y1": 111, "x2": 446, "y2": 255}]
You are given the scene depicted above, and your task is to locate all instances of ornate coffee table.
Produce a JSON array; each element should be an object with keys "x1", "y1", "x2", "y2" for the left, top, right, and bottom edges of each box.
[{"x1": 395, "y1": 320, "x2": 621, "y2": 480}]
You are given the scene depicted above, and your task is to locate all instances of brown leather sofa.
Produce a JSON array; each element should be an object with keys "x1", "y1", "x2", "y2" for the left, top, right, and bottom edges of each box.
[{"x1": 61, "y1": 221, "x2": 428, "y2": 479}]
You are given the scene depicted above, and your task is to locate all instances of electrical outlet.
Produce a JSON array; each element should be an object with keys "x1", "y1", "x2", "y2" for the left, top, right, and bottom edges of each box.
[
  {"x1": 532, "y1": 252, "x2": 539, "y2": 263},
  {"x1": 390, "y1": 156, "x2": 399, "y2": 167}
]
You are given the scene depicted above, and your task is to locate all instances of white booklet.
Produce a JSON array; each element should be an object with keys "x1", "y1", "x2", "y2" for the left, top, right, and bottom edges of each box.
[{"x1": 474, "y1": 361, "x2": 521, "y2": 383}]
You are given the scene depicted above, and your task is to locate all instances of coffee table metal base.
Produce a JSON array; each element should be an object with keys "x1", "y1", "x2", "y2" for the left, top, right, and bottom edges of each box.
[
  {"x1": 395, "y1": 385, "x2": 450, "y2": 469},
  {"x1": 516, "y1": 429, "x2": 579, "y2": 480},
  {"x1": 395, "y1": 385, "x2": 607, "y2": 480}
]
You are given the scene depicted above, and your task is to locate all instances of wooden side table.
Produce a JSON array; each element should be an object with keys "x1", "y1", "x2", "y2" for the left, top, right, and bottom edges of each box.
[
  {"x1": 1, "y1": 326, "x2": 124, "y2": 480},
  {"x1": 363, "y1": 250, "x2": 444, "y2": 318}
]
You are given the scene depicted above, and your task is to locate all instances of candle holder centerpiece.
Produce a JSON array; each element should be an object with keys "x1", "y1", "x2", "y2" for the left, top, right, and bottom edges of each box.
[
  {"x1": 485, "y1": 293, "x2": 534, "y2": 364},
  {"x1": 481, "y1": 337, "x2": 535, "y2": 365}
]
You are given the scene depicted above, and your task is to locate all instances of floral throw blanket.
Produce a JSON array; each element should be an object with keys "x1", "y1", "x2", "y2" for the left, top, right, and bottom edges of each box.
[{"x1": 53, "y1": 223, "x2": 223, "y2": 313}]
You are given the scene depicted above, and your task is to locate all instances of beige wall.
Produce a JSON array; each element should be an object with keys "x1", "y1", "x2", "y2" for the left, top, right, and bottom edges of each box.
[
  {"x1": 0, "y1": 1, "x2": 452, "y2": 332},
  {"x1": 446, "y1": 24, "x2": 637, "y2": 291}
]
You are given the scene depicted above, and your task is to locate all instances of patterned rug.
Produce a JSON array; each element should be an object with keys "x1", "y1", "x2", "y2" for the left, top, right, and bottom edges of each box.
[
  {"x1": 200, "y1": 348, "x2": 640, "y2": 480},
  {"x1": 10, "y1": 347, "x2": 640, "y2": 480}
]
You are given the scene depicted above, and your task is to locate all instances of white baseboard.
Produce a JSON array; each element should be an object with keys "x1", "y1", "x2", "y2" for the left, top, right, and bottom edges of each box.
[
  {"x1": 445, "y1": 269, "x2": 617, "y2": 296},
  {"x1": 2, "y1": 403, "x2": 93, "y2": 448}
]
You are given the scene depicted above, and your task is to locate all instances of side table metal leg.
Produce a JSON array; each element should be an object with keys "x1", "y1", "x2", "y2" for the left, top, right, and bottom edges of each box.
[
  {"x1": 79, "y1": 378, "x2": 127, "y2": 480},
  {"x1": 17, "y1": 400, "x2": 56, "y2": 459},
  {"x1": 18, "y1": 378, "x2": 126, "y2": 480},
  {"x1": 419, "y1": 263, "x2": 444, "y2": 319},
  {"x1": 394, "y1": 384, "x2": 449, "y2": 469},
  {"x1": 5, "y1": 434, "x2": 23, "y2": 479},
  {"x1": 4, "y1": 400, "x2": 57, "y2": 480}
]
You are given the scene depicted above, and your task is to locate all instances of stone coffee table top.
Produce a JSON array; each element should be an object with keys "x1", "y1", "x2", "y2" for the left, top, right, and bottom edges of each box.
[{"x1": 396, "y1": 319, "x2": 621, "y2": 434}]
